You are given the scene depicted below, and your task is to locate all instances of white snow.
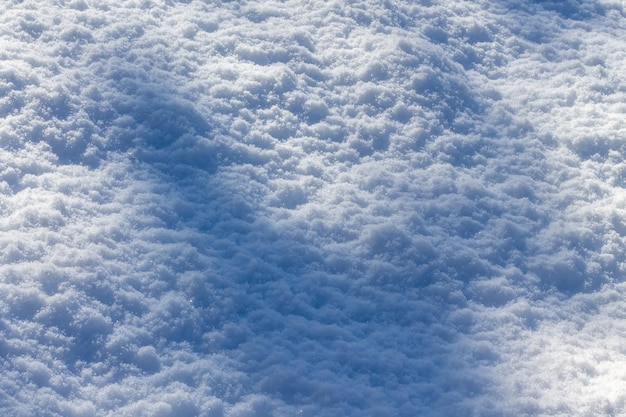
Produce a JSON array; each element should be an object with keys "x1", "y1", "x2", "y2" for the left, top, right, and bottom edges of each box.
[{"x1": 0, "y1": 0, "x2": 626, "y2": 415}]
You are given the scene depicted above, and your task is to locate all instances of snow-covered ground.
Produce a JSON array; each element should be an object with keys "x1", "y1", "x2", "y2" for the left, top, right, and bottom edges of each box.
[{"x1": 1, "y1": 0, "x2": 626, "y2": 415}]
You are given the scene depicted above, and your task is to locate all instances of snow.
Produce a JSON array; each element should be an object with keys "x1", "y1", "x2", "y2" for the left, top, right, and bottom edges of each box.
[{"x1": 1, "y1": 0, "x2": 626, "y2": 415}]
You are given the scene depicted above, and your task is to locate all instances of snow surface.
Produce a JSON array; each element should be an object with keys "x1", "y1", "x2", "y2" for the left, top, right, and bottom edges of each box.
[{"x1": 1, "y1": 0, "x2": 626, "y2": 415}]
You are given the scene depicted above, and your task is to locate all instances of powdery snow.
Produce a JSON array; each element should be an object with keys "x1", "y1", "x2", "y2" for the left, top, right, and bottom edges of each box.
[{"x1": 0, "y1": 0, "x2": 625, "y2": 416}]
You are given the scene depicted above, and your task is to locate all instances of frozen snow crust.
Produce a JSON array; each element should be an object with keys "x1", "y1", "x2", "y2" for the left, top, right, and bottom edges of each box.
[{"x1": 1, "y1": 0, "x2": 626, "y2": 415}]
